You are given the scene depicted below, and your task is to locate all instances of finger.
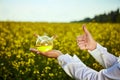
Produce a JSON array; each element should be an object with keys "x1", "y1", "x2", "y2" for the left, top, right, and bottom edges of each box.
[
  {"x1": 36, "y1": 51, "x2": 41, "y2": 54},
  {"x1": 77, "y1": 39, "x2": 85, "y2": 43},
  {"x1": 80, "y1": 47, "x2": 86, "y2": 50},
  {"x1": 77, "y1": 41, "x2": 85, "y2": 45},
  {"x1": 82, "y1": 24, "x2": 90, "y2": 35},
  {"x1": 84, "y1": 43, "x2": 89, "y2": 50},
  {"x1": 29, "y1": 48, "x2": 42, "y2": 54},
  {"x1": 78, "y1": 44, "x2": 86, "y2": 50},
  {"x1": 51, "y1": 35, "x2": 57, "y2": 39},
  {"x1": 30, "y1": 48, "x2": 38, "y2": 53},
  {"x1": 34, "y1": 33, "x2": 39, "y2": 37},
  {"x1": 77, "y1": 35, "x2": 85, "y2": 41}
]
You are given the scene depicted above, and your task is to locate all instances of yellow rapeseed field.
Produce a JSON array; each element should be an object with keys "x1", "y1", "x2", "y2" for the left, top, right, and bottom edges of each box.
[{"x1": 0, "y1": 22, "x2": 120, "y2": 80}]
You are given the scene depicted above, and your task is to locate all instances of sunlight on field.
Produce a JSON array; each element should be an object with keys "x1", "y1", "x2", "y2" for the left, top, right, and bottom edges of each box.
[{"x1": 0, "y1": 22, "x2": 120, "y2": 80}]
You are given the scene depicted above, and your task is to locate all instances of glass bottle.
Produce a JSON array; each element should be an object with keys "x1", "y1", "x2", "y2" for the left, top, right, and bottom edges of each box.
[{"x1": 35, "y1": 34, "x2": 54, "y2": 52}]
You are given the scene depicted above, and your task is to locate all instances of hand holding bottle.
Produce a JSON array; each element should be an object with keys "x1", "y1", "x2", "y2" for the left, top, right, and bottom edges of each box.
[
  {"x1": 30, "y1": 34, "x2": 61, "y2": 58},
  {"x1": 30, "y1": 48, "x2": 62, "y2": 58}
]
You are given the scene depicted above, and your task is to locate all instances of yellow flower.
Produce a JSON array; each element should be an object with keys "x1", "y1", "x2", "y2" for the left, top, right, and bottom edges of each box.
[{"x1": 49, "y1": 73, "x2": 54, "y2": 77}]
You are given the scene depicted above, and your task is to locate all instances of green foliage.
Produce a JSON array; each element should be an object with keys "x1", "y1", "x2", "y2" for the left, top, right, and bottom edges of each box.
[
  {"x1": 0, "y1": 22, "x2": 120, "y2": 80},
  {"x1": 72, "y1": 8, "x2": 120, "y2": 23}
]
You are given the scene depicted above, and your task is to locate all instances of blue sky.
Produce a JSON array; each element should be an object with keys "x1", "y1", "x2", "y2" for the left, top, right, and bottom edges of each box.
[{"x1": 0, "y1": 0, "x2": 120, "y2": 22}]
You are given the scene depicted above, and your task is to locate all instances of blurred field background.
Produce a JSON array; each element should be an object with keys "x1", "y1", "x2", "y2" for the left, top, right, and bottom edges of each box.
[
  {"x1": 0, "y1": 22, "x2": 120, "y2": 80},
  {"x1": 0, "y1": 0, "x2": 120, "y2": 80}
]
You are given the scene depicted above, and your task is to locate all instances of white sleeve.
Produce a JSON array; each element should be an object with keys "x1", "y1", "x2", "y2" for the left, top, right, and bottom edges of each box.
[
  {"x1": 57, "y1": 54, "x2": 120, "y2": 80},
  {"x1": 103, "y1": 61, "x2": 120, "y2": 80},
  {"x1": 57, "y1": 54, "x2": 101, "y2": 80},
  {"x1": 88, "y1": 43, "x2": 118, "y2": 68}
]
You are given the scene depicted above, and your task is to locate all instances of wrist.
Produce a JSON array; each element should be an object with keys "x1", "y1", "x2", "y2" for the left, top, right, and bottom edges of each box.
[
  {"x1": 89, "y1": 41, "x2": 97, "y2": 51},
  {"x1": 56, "y1": 51, "x2": 63, "y2": 58}
]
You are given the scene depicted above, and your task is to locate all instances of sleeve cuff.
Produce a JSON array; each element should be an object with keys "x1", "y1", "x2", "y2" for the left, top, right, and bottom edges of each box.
[
  {"x1": 57, "y1": 54, "x2": 86, "y2": 67},
  {"x1": 88, "y1": 43, "x2": 105, "y2": 67},
  {"x1": 57, "y1": 54, "x2": 73, "y2": 67},
  {"x1": 88, "y1": 43, "x2": 103, "y2": 54}
]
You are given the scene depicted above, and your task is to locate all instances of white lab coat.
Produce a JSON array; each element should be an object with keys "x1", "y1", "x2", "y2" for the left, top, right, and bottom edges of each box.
[{"x1": 57, "y1": 43, "x2": 120, "y2": 80}]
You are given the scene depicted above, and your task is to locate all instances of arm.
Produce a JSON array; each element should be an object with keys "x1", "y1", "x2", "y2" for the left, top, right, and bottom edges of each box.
[
  {"x1": 88, "y1": 43, "x2": 118, "y2": 68},
  {"x1": 77, "y1": 25, "x2": 118, "y2": 68},
  {"x1": 30, "y1": 48, "x2": 99, "y2": 80},
  {"x1": 102, "y1": 61, "x2": 120, "y2": 80},
  {"x1": 30, "y1": 47, "x2": 120, "y2": 80},
  {"x1": 58, "y1": 54, "x2": 120, "y2": 80},
  {"x1": 57, "y1": 54, "x2": 99, "y2": 80}
]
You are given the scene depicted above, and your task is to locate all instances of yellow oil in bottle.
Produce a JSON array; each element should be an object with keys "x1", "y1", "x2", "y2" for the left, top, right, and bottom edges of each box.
[{"x1": 37, "y1": 45, "x2": 53, "y2": 52}]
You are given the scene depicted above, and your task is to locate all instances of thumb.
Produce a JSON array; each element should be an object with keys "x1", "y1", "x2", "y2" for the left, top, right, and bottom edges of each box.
[{"x1": 82, "y1": 24, "x2": 90, "y2": 35}]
